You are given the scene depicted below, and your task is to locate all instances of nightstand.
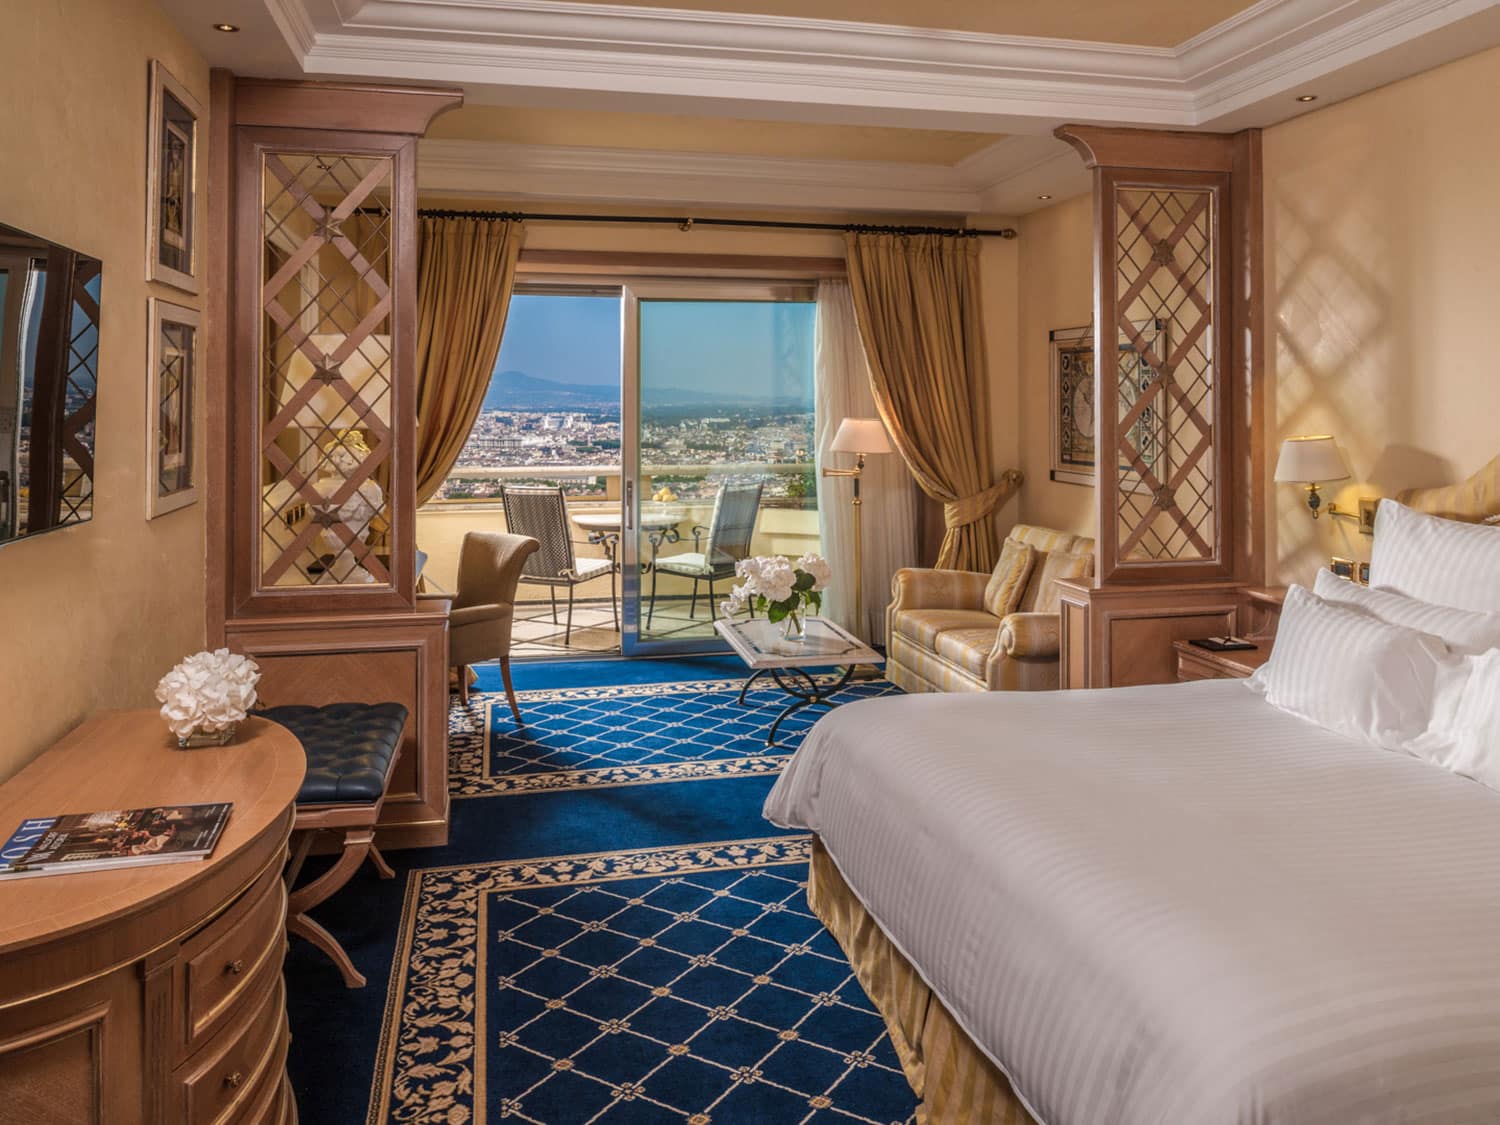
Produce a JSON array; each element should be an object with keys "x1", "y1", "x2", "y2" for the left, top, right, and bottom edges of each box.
[{"x1": 1173, "y1": 639, "x2": 1271, "y2": 682}]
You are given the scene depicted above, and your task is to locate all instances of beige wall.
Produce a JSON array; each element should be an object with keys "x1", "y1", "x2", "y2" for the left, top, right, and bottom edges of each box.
[
  {"x1": 1015, "y1": 193, "x2": 1095, "y2": 537},
  {"x1": 1263, "y1": 43, "x2": 1500, "y2": 584},
  {"x1": 0, "y1": 0, "x2": 209, "y2": 777}
]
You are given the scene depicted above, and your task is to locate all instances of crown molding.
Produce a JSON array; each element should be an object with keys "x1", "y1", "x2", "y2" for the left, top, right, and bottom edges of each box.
[{"x1": 272, "y1": 0, "x2": 1500, "y2": 132}]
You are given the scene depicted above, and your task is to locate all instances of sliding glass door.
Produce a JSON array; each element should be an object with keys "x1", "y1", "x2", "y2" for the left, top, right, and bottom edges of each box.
[{"x1": 621, "y1": 281, "x2": 818, "y2": 656}]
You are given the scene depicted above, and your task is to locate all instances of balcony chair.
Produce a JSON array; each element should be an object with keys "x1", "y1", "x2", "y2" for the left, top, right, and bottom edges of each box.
[
  {"x1": 501, "y1": 485, "x2": 617, "y2": 644},
  {"x1": 419, "y1": 531, "x2": 540, "y2": 718},
  {"x1": 647, "y1": 481, "x2": 763, "y2": 628}
]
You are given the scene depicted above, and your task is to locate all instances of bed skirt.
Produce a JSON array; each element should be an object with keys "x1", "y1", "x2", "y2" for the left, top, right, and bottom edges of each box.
[{"x1": 807, "y1": 837, "x2": 1037, "y2": 1125}]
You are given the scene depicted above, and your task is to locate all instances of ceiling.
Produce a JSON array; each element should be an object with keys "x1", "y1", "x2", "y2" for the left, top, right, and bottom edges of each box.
[
  {"x1": 164, "y1": 0, "x2": 1500, "y2": 216},
  {"x1": 526, "y1": 0, "x2": 1260, "y2": 47}
]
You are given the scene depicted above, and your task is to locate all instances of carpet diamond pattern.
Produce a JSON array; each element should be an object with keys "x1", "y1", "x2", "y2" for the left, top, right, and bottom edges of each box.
[
  {"x1": 449, "y1": 676, "x2": 901, "y2": 797},
  {"x1": 373, "y1": 838, "x2": 919, "y2": 1124}
]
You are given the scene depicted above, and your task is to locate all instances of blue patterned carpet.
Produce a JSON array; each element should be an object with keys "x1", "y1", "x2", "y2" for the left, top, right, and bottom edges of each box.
[{"x1": 283, "y1": 657, "x2": 917, "y2": 1125}]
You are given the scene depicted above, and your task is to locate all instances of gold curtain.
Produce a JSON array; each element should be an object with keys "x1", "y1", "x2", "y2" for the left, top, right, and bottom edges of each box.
[
  {"x1": 843, "y1": 232, "x2": 1016, "y2": 572},
  {"x1": 413, "y1": 217, "x2": 524, "y2": 507}
]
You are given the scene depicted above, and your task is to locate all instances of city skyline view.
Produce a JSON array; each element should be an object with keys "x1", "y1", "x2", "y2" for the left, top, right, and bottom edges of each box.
[{"x1": 438, "y1": 292, "x2": 819, "y2": 505}]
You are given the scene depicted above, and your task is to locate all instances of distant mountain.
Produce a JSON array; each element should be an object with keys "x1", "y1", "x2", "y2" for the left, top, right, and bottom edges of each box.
[
  {"x1": 484, "y1": 369, "x2": 812, "y2": 414},
  {"x1": 483, "y1": 370, "x2": 617, "y2": 412}
]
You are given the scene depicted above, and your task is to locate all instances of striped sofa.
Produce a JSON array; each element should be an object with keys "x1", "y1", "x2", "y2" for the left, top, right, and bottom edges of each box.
[{"x1": 886, "y1": 524, "x2": 1095, "y2": 694}]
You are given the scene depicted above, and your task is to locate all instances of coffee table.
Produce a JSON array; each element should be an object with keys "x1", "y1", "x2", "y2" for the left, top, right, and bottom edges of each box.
[{"x1": 714, "y1": 616, "x2": 884, "y2": 746}]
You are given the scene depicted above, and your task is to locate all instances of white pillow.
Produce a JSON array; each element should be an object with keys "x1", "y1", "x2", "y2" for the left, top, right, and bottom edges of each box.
[
  {"x1": 1368, "y1": 498, "x2": 1500, "y2": 611},
  {"x1": 1409, "y1": 648, "x2": 1500, "y2": 793},
  {"x1": 1312, "y1": 567, "x2": 1500, "y2": 654},
  {"x1": 1250, "y1": 584, "x2": 1460, "y2": 750}
]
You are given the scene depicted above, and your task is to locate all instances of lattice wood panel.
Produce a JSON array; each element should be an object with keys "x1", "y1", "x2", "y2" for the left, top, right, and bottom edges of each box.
[
  {"x1": 258, "y1": 153, "x2": 394, "y2": 588},
  {"x1": 1112, "y1": 186, "x2": 1217, "y2": 564},
  {"x1": 58, "y1": 260, "x2": 99, "y2": 525}
]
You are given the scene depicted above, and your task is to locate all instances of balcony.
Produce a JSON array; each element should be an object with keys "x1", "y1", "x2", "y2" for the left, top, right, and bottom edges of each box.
[{"x1": 416, "y1": 464, "x2": 822, "y2": 656}]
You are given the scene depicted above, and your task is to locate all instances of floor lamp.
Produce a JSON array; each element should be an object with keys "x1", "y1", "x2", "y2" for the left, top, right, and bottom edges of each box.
[{"x1": 821, "y1": 417, "x2": 893, "y2": 639}]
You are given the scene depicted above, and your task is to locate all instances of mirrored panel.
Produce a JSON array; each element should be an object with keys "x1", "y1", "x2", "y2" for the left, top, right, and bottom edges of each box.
[
  {"x1": 0, "y1": 222, "x2": 100, "y2": 546},
  {"x1": 1112, "y1": 186, "x2": 1217, "y2": 564},
  {"x1": 258, "y1": 152, "x2": 394, "y2": 588}
]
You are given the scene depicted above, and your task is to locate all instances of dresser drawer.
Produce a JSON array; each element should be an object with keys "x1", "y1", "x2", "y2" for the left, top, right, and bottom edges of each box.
[
  {"x1": 179, "y1": 862, "x2": 287, "y2": 1051},
  {"x1": 172, "y1": 974, "x2": 288, "y2": 1125}
]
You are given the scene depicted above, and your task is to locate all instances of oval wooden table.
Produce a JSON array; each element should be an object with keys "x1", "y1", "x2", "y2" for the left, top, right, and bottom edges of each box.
[{"x1": 0, "y1": 711, "x2": 305, "y2": 1124}]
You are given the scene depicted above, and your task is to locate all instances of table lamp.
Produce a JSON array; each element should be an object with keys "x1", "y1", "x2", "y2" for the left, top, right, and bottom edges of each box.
[
  {"x1": 822, "y1": 417, "x2": 894, "y2": 637},
  {"x1": 1274, "y1": 435, "x2": 1350, "y2": 519}
]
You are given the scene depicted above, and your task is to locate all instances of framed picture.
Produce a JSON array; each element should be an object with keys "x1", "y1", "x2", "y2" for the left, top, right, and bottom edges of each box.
[
  {"x1": 1049, "y1": 326, "x2": 1094, "y2": 486},
  {"x1": 1117, "y1": 319, "x2": 1168, "y2": 497},
  {"x1": 147, "y1": 60, "x2": 202, "y2": 293},
  {"x1": 1048, "y1": 321, "x2": 1168, "y2": 491},
  {"x1": 147, "y1": 299, "x2": 199, "y2": 517},
  {"x1": 1330, "y1": 556, "x2": 1357, "y2": 581}
]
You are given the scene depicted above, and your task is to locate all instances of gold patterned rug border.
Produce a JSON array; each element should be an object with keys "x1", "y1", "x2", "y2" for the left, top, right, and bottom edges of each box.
[
  {"x1": 451, "y1": 753, "x2": 789, "y2": 798},
  {"x1": 367, "y1": 835, "x2": 812, "y2": 1125}
]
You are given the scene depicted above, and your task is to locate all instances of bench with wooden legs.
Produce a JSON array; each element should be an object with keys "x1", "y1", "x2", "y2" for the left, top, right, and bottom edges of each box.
[{"x1": 260, "y1": 701, "x2": 408, "y2": 989}]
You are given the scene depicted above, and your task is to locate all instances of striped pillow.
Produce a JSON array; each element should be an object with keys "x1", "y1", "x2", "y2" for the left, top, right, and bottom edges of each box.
[
  {"x1": 1251, "y1": 584, "x2": 1460, "y2": 751},
  {"x1": 1412, "y1": 648, "x2": 1500, "y2": 793},
  {"x1": 1313, "y1": 568, "x2": 1500, "y2": 654},
  {"x1": 983, "y1": 538, "x2": 1035, "y2": 618},
  {"x1": 1368, "y1": 499, "x2": 1500, "y2": 611}
]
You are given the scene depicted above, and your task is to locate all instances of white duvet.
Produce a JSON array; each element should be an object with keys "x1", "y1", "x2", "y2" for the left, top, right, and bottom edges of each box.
[{"x1": 764, "y1": 680, "x2": 1500, "y2": 1125}]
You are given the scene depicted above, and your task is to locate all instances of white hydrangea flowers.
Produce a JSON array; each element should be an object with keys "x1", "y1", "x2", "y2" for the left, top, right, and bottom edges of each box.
[
  {"x1": 721, "y1": 552, "x2": 832, "y2": 628},
  {"x1": 155, "y1": 648, "x2": 261, "y2": 739}
]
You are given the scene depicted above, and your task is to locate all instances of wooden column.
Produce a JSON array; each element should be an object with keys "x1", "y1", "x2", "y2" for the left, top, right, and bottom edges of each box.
[
  {"x1": 1052, "y1": 126, "x2": 1266, "y2": 688},
  {"x1": 207, "y1": 76, "x2": 462, "y2": 848}
]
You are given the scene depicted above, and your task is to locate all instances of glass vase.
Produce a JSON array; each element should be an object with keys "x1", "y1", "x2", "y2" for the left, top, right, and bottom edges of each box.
[
  {"x1": 780, "y1": 611, "x2": 806, "y2": 643},
  {"x1": 177, "y1": 722, "x2": 238, "y2": 749}
]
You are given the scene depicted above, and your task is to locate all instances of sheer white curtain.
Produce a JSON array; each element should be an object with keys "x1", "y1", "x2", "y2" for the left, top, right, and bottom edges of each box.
[{"x1": 814, "y1": 279, "x2": 918, "y2": 643}]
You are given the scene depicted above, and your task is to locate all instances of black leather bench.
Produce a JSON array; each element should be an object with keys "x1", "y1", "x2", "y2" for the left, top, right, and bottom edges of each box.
[{"x1": 261, "y1": 701, "x2": 408, "y2": 988}]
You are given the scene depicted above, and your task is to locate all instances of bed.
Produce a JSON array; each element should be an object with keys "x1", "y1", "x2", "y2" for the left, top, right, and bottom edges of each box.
[{"x1": 765, "y1": 672, "x2": 1500, "y2": 1124}]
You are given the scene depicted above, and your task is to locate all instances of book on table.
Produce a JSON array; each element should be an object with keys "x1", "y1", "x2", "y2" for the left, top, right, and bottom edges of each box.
[{"x1": 0, "y1": 803, "x2": 233, "y2": 879}]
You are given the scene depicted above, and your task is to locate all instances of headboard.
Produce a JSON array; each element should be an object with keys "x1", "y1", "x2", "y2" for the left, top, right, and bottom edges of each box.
[{"x1": 1397, "y1": 452, "x2": 1500, "y2": 523}]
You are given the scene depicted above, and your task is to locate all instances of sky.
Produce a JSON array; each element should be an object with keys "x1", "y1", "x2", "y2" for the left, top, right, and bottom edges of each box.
[{"x1": 493, "y1": 293, "x2": 815, "y2": 401}]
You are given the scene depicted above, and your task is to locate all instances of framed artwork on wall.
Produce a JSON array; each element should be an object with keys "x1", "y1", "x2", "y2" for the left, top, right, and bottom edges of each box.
[
  {"x1": 146, "y1": 60, "x2": 202, "y2": 293},
  {"x1": 1117, "y1": 318, "x2": 1168, "y2": 497},
  {"x1": 1049, "y1": 325, "x2": 1094, "y2": 486},
  {"x1": 147, "y1": 298, "x2": 199, "y2": 517}
]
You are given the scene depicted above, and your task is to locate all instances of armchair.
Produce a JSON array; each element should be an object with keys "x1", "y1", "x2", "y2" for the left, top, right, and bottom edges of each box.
[
  {"x1": 420, "y1": 531, "x2": 540, "y2": 720},
  {"x1": 886, "y1": 524, "x2": 1094, "y2": 693}
]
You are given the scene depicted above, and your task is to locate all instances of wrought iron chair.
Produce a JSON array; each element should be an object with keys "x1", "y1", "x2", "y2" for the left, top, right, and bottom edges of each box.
[
  {"x1": 501, "y1": 485, "x2": 618, "y2": 644},
  {"x1": 648, "y1": 481, "x2": 763, "y2": 628}
]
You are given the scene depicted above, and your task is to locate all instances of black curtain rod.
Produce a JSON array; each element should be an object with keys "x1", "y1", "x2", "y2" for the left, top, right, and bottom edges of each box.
[{"x1": 411, "y1": 208, "x2": 1018, "y2": 240}]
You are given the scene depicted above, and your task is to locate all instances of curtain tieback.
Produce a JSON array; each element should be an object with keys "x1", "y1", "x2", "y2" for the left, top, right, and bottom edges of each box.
[{"x1": 942, "y1": 469, "x2": 1025, "y2": 530}]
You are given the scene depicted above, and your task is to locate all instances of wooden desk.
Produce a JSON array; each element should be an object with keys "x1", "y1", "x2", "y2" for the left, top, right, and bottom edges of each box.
[
  {"x1": 1173, "y1": 639, "x2": 1272, "y2": 681},
  {"x1": 0, "y1": 711, "x2": 304, "y2": 1124}
]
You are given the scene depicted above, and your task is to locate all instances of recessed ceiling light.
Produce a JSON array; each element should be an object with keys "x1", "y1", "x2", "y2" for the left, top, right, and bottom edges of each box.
[
  {"x1": 1295, "y1": 94, "x2": 1318, "y2": 103},
  {"x1": 1037, "y1": 194, "x2": 1052, "y2": 201},
  {"x1": 212, "y1": 22, "x2": 240, "y2": 32}
]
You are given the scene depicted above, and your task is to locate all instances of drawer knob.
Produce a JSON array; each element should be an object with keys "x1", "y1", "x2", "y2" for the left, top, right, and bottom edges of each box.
[
  {"x1": 224, "y1": 1071, "x2": 243, "y2": 1089},
  {"x1": 225, "y1": 959, "x2": 245, "y2": 975}
]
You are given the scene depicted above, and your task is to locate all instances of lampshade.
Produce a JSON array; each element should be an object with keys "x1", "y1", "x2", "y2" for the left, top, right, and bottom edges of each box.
[
  {"x1": 830, "y1": 417, "x2": 893, "y2": 455},
  {"x1": 1274, "y1": 435, "x2": 1350, "y2": 484}
]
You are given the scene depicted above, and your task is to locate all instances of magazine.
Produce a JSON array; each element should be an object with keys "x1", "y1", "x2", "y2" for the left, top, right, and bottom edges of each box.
[{"x1": 0, "y1": 803, "x2": 233, "y2": 879}]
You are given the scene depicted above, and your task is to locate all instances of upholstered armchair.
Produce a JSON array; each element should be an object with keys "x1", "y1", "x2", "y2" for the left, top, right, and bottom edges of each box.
[
  {"x1": 886, "y1": 524, "x2": 1094, "y2": 693},
  {"x1": 420, "y1": 531, "x2": 539, "y2": 720}
]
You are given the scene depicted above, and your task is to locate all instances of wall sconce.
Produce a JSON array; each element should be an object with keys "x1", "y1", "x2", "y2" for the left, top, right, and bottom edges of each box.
[{"x1": 1274, "y1": 435, "x2": 1376, "y2": 530}]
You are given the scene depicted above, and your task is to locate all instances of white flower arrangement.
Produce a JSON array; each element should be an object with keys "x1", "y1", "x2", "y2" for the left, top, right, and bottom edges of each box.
[
  {"x1": 155, "y1": 649, "x2": 261, "y2": 740},
  {"x1": 721, "y1": 552, "x2": 833, "y2": 633}
]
